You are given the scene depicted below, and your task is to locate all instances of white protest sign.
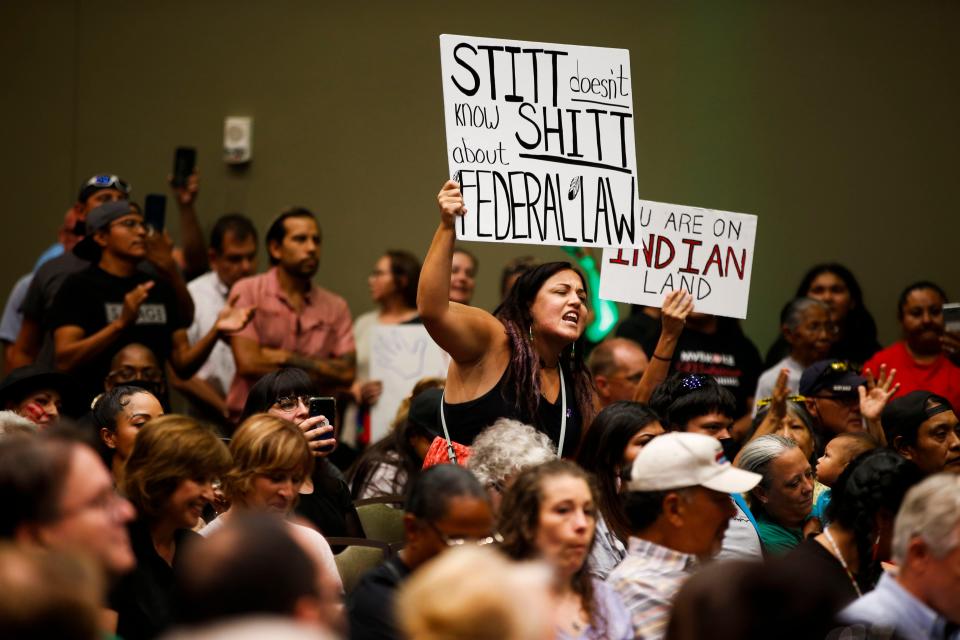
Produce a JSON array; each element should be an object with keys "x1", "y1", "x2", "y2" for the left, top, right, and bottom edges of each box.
[
  {"x1": 598, "y1": 204, "x2": 757, "y2": 318},
  {"x1": 369, "y1": 325, "x2": 451, "y2": 442},
  {"x1": 440, "y1": 34, "x2": 641, "y2": 248}
]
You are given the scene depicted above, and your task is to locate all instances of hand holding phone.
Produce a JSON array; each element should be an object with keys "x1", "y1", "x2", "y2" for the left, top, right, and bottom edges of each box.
[
  {"x1": 172, "y1": 146, "x2": 197, "y2": 188},
  {"x1": 304, "y1": 396, "x2": 337, "y2": 454}
]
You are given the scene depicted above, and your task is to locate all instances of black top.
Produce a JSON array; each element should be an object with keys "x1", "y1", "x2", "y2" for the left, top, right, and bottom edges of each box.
[
  {"x1": 347, "y1": 555, "x2": 411, "y2": 640},
  {"x1": 294, "y1": 458, "x2": 362, "y2": 546},
  {"x1": 19, "y1": 252, "x2": 91, "y2": 367},
  {"x1": 779, "y1": 537, "x2": 861, "y2": 613},
  {"x1": 615, "y1": 310, "x2": 661, "y2": 353},
  {"x1": 441, "y1": 364, "x2": 582, "y2": 458},
  {"x1": 637, "y1": 322, "x2": 762, "y2": 418},
  {"x1": 109, "y1": 520, "x2": 201, "y2": 640},
  {"x1": 49, "y1": 265, "x2": 186, "y2": 405}
]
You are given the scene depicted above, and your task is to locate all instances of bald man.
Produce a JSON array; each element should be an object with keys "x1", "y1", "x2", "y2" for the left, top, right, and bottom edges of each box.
[{"x1": 588, "y1": 338, "x2": 650, "y2": 408}]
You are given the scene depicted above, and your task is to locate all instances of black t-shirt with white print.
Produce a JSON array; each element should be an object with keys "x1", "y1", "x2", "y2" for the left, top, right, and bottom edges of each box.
[{"x1": 49, "y1": 265, "x2": 186, "y2": 406}]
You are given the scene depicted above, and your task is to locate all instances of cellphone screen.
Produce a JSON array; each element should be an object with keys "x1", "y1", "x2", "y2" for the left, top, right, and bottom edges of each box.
[
  {"x1": 944, "y1": 303, "x2": 960, "y2": 333},
  {"x1": 144, "y1": 194, "x2": 166, "y2": 233},
  {"x1": 172, "y1": 146, "x2": 197, "y2": 187}
]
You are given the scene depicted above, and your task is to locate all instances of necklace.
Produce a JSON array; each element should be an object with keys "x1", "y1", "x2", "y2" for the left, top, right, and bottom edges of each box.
[{"x1": 824, "y1": 526, "x2": 863, "y2": 598}]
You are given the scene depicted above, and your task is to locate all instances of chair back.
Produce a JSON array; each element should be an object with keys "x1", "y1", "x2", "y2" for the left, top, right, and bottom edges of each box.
[
  {"x1": 355, "y1": 497, "x2": 405, "y2": 543},
  {"x1": 326, "y1": 537, "x2": 390, "y2": 595}
]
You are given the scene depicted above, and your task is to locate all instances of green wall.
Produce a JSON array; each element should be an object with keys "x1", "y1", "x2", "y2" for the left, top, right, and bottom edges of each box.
[{"x1": 2, "y1": 0, "x2": 957, "y2": 356}]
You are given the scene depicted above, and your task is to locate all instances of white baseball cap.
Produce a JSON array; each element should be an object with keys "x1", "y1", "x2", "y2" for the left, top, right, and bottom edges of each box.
[{"x1": 627, "y1": 432, "x2": 761, "y2": 493}]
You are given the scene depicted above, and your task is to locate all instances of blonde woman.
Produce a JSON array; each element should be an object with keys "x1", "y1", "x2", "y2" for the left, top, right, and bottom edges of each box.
[{"x1": 200, "y1": 413, "x2": 343, "y2": 595}]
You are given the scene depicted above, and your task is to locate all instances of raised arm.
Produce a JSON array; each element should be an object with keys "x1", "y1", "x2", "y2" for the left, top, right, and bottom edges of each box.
[
  {"x1": 417, "y1": 180, "x2": 503, "y2": 364},
  {"x1": 859, "y1": 364, "x2": 898, "y2": 446},
  {"x1": 633, "y1": 290, "x2": 693, "y2": 403},
  {"x1": 169, "y1": 169, "x2": 207, "y2": 282},
  {"x1": 749, "y1": 368, "x2": 789, "y2": 442}
]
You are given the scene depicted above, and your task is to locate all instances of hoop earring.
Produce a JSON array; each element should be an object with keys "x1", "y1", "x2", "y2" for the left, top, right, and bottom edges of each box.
[{"x1": 528, "y1": 325, "x2": 534, "y2": 343}]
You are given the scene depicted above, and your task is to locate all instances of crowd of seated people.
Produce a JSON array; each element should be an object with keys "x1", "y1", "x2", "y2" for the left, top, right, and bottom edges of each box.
[{"x1": 0, "y1": 174, "x2": 957, "y2": 640}]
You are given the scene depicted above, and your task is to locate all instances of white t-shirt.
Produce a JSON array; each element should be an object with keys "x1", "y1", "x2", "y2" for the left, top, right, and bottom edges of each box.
[
  {"x1": 716, "y1": 500, "x2": 763, "y2": 561},
  {"x1": 186, "y1": 271, "x2": 234, "y2": 396}
]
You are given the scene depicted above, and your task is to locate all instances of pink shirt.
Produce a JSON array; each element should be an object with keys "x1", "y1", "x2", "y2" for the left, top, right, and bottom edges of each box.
[
  {"x1": 863, "y1": 341, "x2": 960, "y2": 411},
  {"x1": 227, "y1": 268, "x2": 355, "y2": 420}
]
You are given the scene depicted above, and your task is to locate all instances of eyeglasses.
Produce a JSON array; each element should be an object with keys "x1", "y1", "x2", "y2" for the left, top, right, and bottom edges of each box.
[
  {"x1": 110, "y1": 218, "x2": 147, "y2": 231},
  {"x1": 273, "y1": 395, "x2": 310, "y2": 412},
  {"x1": 424, "y1": 520, "x2": 503, "y2": 547},
  {"x1": 57, "y1": 487, "x2": 129, "y2": 522},
  {"x1": 801, "y1": 321, "x2": 840, "y2": 336},
  {"x1": 107, "y1": 366, "x2": 164, "y2": 383},
  {"x1": 755, "y1": 395, "x2": 807, "y2": 409},
  {"x1": 84, "y1": 174, "x2": 131, "y2": 194}
]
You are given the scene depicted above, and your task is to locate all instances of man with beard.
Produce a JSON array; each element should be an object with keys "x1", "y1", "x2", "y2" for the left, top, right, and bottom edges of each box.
[{"x1": 226, "y1": 208, "x2": 355, "y2": 423}]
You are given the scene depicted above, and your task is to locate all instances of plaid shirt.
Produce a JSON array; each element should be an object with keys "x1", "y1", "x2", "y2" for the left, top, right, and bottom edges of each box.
[{"x1": 606, "y1": 537, "x2": 698, "y2": 640}]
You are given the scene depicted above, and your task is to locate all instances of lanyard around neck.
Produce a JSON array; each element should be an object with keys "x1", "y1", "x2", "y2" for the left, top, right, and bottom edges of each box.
[{"x1": 439, "y1": 366, "x2": 567, "y2": 463}]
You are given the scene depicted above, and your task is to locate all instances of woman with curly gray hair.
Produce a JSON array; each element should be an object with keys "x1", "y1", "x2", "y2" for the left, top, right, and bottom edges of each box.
[{"x1": 467, "y1": 418, "x2": 556, "y2": 514}]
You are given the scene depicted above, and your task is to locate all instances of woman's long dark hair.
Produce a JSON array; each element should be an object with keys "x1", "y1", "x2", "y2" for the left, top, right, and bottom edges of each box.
[
  {"x1": 795, "y1": 263, "x2": 879, "y2": 364},
  {"x1": 827, "y1": 449, "x2": 923, "y2": 591},
  {"x1": 576, "y1": 402, "x2": 662, "y2": 542},
  {"x1": 498, "y1": 460, "x2": 605, "y2": 635},
  {"x1": 347, "y1": 379, "x2": 443, "y2": 500},
  {"x1": 493, "y1": 261, "x2": 595, "y2": 430}
]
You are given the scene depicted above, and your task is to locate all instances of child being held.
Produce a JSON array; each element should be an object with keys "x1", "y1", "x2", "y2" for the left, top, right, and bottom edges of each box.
[{"x1": 812, "y1": 432, "x2": 879, "y2": 523}]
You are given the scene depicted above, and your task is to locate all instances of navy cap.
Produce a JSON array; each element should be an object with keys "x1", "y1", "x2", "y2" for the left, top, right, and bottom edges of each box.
[
  {"x1": 881, "y1": 390, "x2": 953, "y2": 444},
  {"x1": 799, "y1": 359, "x2": 866, "y2": 397},
  {"x1": 73, "y1": 200, "x2": 137, "y2": 261}
]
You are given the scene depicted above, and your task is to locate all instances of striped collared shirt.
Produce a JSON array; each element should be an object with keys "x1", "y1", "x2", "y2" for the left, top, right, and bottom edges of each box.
[{"x1": 606, "y1": 537, "x2": 699, "y2": 640}]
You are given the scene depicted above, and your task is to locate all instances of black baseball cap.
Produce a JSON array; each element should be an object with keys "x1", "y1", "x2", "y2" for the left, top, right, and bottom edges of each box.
[
  {"x1": 881, "y1": 390, "x2": 953, "y2": 444},
  {"x1": 406, "y1": 388, "x2": 444, "y2": 440},
  {"x1": 799, "y1": 360, "x2": 866, "y2": 397},
  {"x1": 73, "y1": 200, "x2": 137, "y2": 261},
  {"x1": 77, "y1": 174, "x2": 131, "y2": 204}
]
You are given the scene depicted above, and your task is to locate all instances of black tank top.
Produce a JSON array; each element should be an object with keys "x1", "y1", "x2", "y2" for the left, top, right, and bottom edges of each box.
[{"x1": 441, "y1": 365, "x2": 582, "y2": 458}]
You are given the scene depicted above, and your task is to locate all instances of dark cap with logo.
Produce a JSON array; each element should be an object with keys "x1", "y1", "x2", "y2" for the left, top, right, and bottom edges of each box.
[
  {"x1": 799, "y1": 360, "x2": 866, "y2": 397},
  {"x1": 881, "y1": 390, "x2": 953, "y2": 444},
  {"x1": 77, "y1": 174, "x2": 131, "y2": 204}
]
